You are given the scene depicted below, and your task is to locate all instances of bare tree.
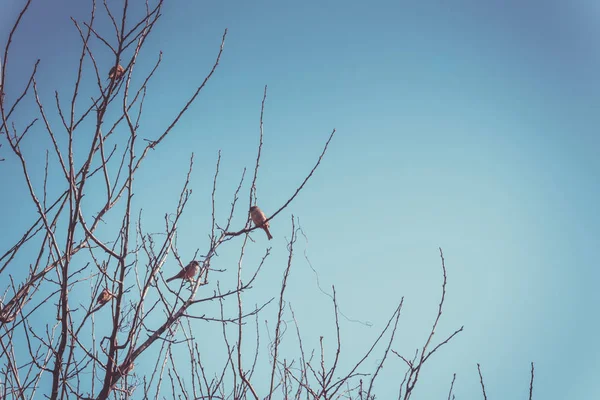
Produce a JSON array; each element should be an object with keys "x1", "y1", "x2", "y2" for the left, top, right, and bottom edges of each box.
[{"x1": 0, "y1": 2, "x2": 534, "y2": 399}]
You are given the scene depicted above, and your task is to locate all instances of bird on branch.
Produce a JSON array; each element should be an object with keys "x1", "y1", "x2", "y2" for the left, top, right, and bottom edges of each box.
[
  {"x1": 250, "y1": 205, "x2": 273, "y2": 240},
  {"x1": 96, "y1": 288, "x2": 114, "y2": 306},
  {"x1": 108, "y1": 64, "x2": 125, "y2": 80},
  {"x1": 166, "y1": 260, "x2": 200, "y2": 283}
]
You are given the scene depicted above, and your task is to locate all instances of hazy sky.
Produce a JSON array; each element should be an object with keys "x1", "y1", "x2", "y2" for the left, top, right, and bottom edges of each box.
[{"x1": 1, "y1": 0, "x2": 599, "y2": 398}]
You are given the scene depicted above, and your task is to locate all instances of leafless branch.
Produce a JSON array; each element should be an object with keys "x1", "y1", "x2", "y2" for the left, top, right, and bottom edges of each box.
[{"x1": 477, "y1": 363, "x2": 487, "y2": 400}]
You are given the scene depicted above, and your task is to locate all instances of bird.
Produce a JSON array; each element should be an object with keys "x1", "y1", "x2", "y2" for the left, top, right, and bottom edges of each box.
[
  {"x1": 118, "y1": 361, "x2": 134, "y2": 376},
  {"x1": 108, "y1": 64, "x2": 125, "y2": 80},
  {"x1": 166, "y1": 260, "x2": 200, "y2": 283},
  {"x1": 0, "y1": 305, "x2": 16, "y2": 323},
  {"x1": 250, "y1": 205, "x2": 273, "y2": 240},
  {"x1": 96, "y1": 288, "x2": 114, "y2": 306}
]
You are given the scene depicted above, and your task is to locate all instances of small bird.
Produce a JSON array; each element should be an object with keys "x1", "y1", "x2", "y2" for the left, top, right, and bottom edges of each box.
[
  {"x1": 118, "y1": 361, "x2": 134, "y2": 375},
  {"x1": 0, "y1": 307, "x2": 16, "y2": 323},
  {"x1": 166, "y1": 260, "x2": 200, "y2": 283},
  {"x1": 96, "y1": 288, "x2": 114, "y2": 306},
  {"x1": 250, "y1": 205, "x2": 273, "y2": 240},
  {"x1": 108, "y1": 64, "x2": 125, "y2": 80}
]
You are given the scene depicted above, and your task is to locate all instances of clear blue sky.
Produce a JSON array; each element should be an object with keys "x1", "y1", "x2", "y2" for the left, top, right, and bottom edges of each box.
[{"x1": 1, "y1": 0, "x2": 599, "y2": 398}]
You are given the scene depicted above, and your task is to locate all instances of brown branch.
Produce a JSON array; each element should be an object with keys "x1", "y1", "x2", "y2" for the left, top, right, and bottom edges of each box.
[
  {"x1": 236, "y1": 232, "x2": 260, "y2": 400},
  {"x1": 268, "y1": 216, "x2": 297, "y2": 399},
  {"x1": 529, "y1": 362, "x2": 534, "y2": 400},
  {"x1": 401, "y1": 247, "x2": 462, "y2": 400},
  {"x1": 447, "y1": 373, "x2": 456, "y2": 400},
  {"x1": 477, "y1": 363, "x2": 487, "y2": 400},
  {"x1": 365, "y1": 296, "x2": 403, "y2": 399},
  {"x1": 324, "y1": 286, "x2": 342, "y2": 389},
  {"x1": 328, "y1": 299, "x2": 403, "y2": 396},
  {"x1": 1, "y1": 0, "x2": 34, "y2": 123},
  {"x1": 249, "y1": 85, "x2": 267, "y2": 209}
]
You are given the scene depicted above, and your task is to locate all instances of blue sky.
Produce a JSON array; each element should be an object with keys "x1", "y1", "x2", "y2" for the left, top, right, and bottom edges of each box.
[{"x1": 1, "y1": 0, "x2": 599, "y2": 398}]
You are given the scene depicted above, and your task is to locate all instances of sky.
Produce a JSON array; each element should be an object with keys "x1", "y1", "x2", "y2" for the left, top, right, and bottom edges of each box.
[{"x1": 1, "y1": 0, "x2": 600, "y2": 398}]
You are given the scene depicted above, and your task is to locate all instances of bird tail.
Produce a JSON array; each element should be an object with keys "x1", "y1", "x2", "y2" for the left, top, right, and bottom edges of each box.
[
  {"x1": 264, "y1": 227, "x2": 273, "y2": 240},
  {"x1": 166, "y1": 276, "x2": 175, "y2": 283}
]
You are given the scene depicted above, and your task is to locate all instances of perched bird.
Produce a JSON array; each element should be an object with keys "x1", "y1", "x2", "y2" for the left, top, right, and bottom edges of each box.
[
  {"x1": 166, "y1": 260, "x2": 200, "y2": 283},
  {"x1": 250, "y1": 205, "x2": 273, "y2": 240},
  {"x1": 118, "y1": 361, "x2": 134, "y2": 376},
  {"x1": 0, "y1": 313, "x2": 15, "y2": 324},
  {"x1": 108, "y1": 64, "x2": 125, "y2": 80},
  {"x1": 0, "y1": 307, "x2": 16, "y2": 324},
  {"x1": 96, "y1": 288, "x2": 114, "y2": 306}
]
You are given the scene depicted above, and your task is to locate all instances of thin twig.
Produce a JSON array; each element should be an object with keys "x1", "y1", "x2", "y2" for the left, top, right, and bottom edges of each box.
[
  {"x1": 477, "y1": 363, "x2": 487, "y2": 400},
  {"x1": 529, "y1": 362, "x2": 534, "y2": 400}
]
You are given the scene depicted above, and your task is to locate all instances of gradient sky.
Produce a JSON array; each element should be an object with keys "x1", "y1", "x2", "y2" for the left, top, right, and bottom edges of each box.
[{"x1": 1, "y1": 0, "x2": 599, "y2": 398}]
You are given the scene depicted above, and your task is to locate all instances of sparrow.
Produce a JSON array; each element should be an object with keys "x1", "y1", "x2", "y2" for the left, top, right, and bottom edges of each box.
[
  {"x1": 96, "y1": 288, "x2": 114, "y2": 306},
  {"x1": 118, "y1": 360, "x2": 134, "y2": 375},
  {"x1": 108, "y1": 64, "x2": 125, "y2": 80},
  {"x1": 0, "y1": 309, "x2": 16, "y2": 324},
  {"x1": 166, "y1": 260, "x2": 200, "y2": 283},
  {"x1": 250, "y1": 205, "x2": 273, "y2": 240}
]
